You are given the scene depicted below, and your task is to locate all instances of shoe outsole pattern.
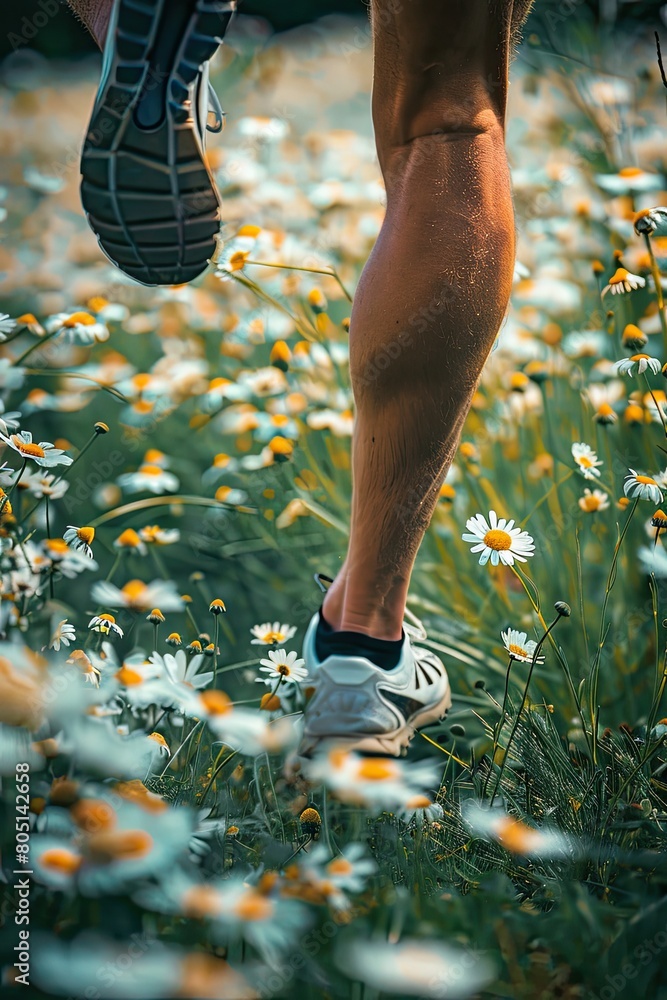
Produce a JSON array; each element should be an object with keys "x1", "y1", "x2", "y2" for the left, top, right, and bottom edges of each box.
[
  {"x1": 298, "y1": 687, "x2": 453, "y2": 760},
  {"x1": 81, "y1": 0, "x2": 234, "y2": 286}
]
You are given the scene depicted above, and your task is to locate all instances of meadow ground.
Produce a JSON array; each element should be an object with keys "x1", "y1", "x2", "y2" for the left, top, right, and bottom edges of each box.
[{"x1": 1, "y1": 10, "x2": 667, "y2": 999}]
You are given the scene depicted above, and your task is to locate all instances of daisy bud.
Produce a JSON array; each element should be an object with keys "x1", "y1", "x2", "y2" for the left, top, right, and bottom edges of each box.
[
  {"x1": 181, "y1": 594, "x2": 193, "y2": 604},
  {"x1": 49, "y1": 777, "x2": 79, "y2": 807},
  {"x1": 209, "y1": 598, "x2": 226, "y2": 615},
  {"x1": 269, "y1": 435, "x2": 294, "y2": 462},
  {"x1": 592, "y1": 260, "x2": 605, "y2": 276},
  {"x1": 186, "y1": 640, "x2": 203, "y2": 654},
  {"x1": 203, "y1": 643, "x2": 216, "y2": 657},
  {"x1": 146, "y1": 608, "x2": 165, "y2": 624},
  {"x1": 260, "y1": 692, "x2": 281, "y2": 711},
  {"x1": 594, "y1": 403, "x2": 617, "y2": 425},
  {"x1": 166, "y1": 632, "x2": 182, "y2": 647},
  {"x1": 307, "y1": 288, "x2": 327, "y2": 313},
  {"x1": 94, "y1": 422, "x2": 110, "y2": 435},
  {"x1": 270, "y1": 340, "x2": 291, "y2": 371},
  {"x1": 148, "y1": 732, "x2": 170, "y2": 754},
  {"x1": 226, "y1": 825, "x2": 240, "y2": 838},
  {"x1": 342, "y1": 317, "x2": 351, "y2": 331},
  {"x1": 617, "y1": 496, "x2": 631, "y2": 509},
  {"x1": 542, "y1": 322, "x2": 562, "y2": 346},
  {"x1": 652, "y1": 510, "x2": 667, "y2": 529},
  {"x1": 190, "y1": 571, "x2": 204, "y2": 582},
  {"x1": 621, "y1": 324, "x2": 647, "y2": 351},
  {"x1": 299, "y1": 806, "x2": 322, "y2": 838},
  {"x1": 554, "y1": 601, "x2": 571, "y2": 617},
  {"x1": 509, "y1": 372, "x2": 529, "y2": 393}
]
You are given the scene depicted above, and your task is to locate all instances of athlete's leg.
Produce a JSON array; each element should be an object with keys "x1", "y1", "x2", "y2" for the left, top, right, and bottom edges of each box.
[
  {"x1": 64, "y1": 0, "x2": 112, "y2": 48},
  {"x1": 322, "y1": 0, "x2": 532, "y2": 640}
]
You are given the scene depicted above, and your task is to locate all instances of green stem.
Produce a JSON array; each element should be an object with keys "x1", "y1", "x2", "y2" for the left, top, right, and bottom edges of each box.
[
  {"x1": 13, "y1": 328, "x2": 60, "y2": 366},
  {"x1": 244, "y1": 259, "x2": 353, "y2": 302},
  {"x1": 643, "y1": 373, "x2": 667, "y2": 438},
  {"x1": 589, "y1": 498, "x2": 639, "y2": 763},
  {"x1": 489, "y1": 614, "x2": 562, "y2": 807},
  {"x1": 643, "y1": 231, "x2": 667, "y2": 357}
]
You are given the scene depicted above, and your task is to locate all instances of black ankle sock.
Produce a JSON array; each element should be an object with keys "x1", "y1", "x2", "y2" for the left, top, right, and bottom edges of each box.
[{"x1": 315, "y1": 608, "x2": 403, "y2": 670}]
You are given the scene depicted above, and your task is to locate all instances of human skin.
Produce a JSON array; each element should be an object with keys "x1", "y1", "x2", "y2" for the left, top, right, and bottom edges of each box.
[
  {"x1": 65, "y1": 0, "x2": 532, "y2": 641},
  {"x1": 322, "y1": 0, "x2": 531, "y2": 639}
]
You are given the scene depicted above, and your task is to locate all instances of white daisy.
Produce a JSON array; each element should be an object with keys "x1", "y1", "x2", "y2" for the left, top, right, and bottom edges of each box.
[
  {"x1": 0, "y1": 401, "x2": 21, "y2": 435},
  {"x1": 615, "y1": 353, "x2": 661, "y2": 377},
  {"x1": 45, "y1": 311, "x2": 109, "y2": 345},
  {"x1": 88, "y1": 613, "x2": 124, "y2": 638},
  {"x1": 63, "y1": 525, "x2": 95, "y2": 559},
  {"x1": 91, "y1": 579, "x2": 184, "y2": 613},
  {"x1": 257, "y1": 649, "x2": 308, "y2": 685},
  {"x1": 624, "y1": 470, "x2": 664, "y2": 505},
  {"x1": 116, "y1": 464, "x2": 179, "y2": 495},
  {"x1": 571, "y1": 442, "x2": 603, "y2": 480},
  {"x1": 250, "y1": 621, "x2": 297, "y2": 645},
  {"x1": 461, "y1": 510, "x2": 535, "y2": 567},
  {"x1": 578, "y1": 488, "x2": 610, "y2": 513},
  {"x1": 22, "y1": 471, "x2": 69, "y2": 500},
  {"x1": 501, "y1": 628, "x2": 545, "y2": 664},
  {"x1": 0, "y1": 313, "x2": 15, "y2": 339},
  {"x1": 50, "y1": 619, "x2": 76, "y2": 651},
  {"x1": 601, "y1": 267, "x2": 646, "y2": 296},
  {"x1": 0, "y1": 430, "x2": 72, "y2": 468},
  {"x1": 397, "y1": 795, "x2": 444, "y2": 823}
]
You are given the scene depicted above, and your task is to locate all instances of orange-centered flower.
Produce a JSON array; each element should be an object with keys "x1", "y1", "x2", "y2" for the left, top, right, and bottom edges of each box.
[
  {"x1": 11, "y1": 435, "x2": 45, "y2": 458},
  {"x1": 482, "y1": 528, "x2": 513, "y2": 551}
]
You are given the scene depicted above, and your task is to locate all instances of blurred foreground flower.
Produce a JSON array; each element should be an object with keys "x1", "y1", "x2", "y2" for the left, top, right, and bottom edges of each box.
[
  {"x1": 463, "y1": 801, "x2": 573, "y2": 859},
  {"x1": 336, "y1": 937, "x2": 495, "y2": 998},
  {"x1": 572, "y1": 442, "x2": 603, "y2": 480}
]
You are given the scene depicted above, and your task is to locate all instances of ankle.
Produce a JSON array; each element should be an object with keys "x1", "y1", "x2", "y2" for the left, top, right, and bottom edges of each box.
[{"x1": 336, "y1": 607, "x2": 403, "y2": 642}]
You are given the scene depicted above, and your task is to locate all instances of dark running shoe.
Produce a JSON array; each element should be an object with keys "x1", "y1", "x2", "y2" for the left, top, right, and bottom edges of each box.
[{"x1": 80, "y1": 0, "x2": 235, "y2": 286}]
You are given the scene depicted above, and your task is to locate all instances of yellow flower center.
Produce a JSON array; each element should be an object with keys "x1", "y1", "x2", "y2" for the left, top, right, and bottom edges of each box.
[
  {"x1": 63, "y1": 311, "x2": 96, "y2": 327},
  {"x1": 577, "y1": 456, "x2": 593, "y2": 468},
  {"x1": 263, "y1": 630, "x2": 285, "y2": 643},
  {"x1": 631, "y1": 353, "x2": 651, "y2": 362},
  {"x1": 182, "y1": 885, "x2": 223, "y2": 919},
  {"x1": 234, "y1": 892, "x2": 274, "y2": 922},
  {"x1": 117, "y1": 529, "x2": 142, "y2": 547},
  {"x1": 509, "y1": 643, "x2": 529, "y2": 657},
  {"x1": 619, "y1": 166, "x2": 644, "y2": 177},
  {"x1": 276, "y1": 663, "x2": 291, "y2": 676},
  {"x1": 11, "y1": 435, "x2": 45, "y2": 458},
  {"x1": 88, "y1": 829, "x2": 153, "y2": 861},
  {"x1": 406, "y1": 795, "x2": 433, "y2": 810},
  {"x1": 358, "y1": 758, "x2": 396, "y2": 781},
  {"x1": 228, "y1": 250, "x2": 250, "y2": 270},
  {"x1": 495, "y1": 816, "x2": 540, "y2": 854},
  {"x1": 199, "y1": 690, "x2": 233, "y2": 716},
  {"x1": 636, "y1": 475, "x2": 657, "y2": 485},
  {"x1": 327, "y1": 857, "x2": 353, "y2": 876},
  {"x1": 483, "y1": 528, "x2": 513, "y2": 551},
  {"x1": 148, "y1": 732, "x2": 168, "y2": 749},
  {"x1": 121, "y1": 580, "x2": 148, "y2": 602},
  {"x1": 139, "y1": 464, "x2": 164, "y2": 476},
  {"x1": 580, "y1": 495, "x2": 602, "y2": 512},
  {"x1": 41, "y1": 847, "x2": 81, "y2": 873},
  {"x1": 116, "y1": 666, "x2": 144, "y2": 686},
  {"x1": 609, "y1": 267, "x2": 629, "y2": 283},
  {"x1": 77, "y1": 527, "x2": 95, "y2": 545}
]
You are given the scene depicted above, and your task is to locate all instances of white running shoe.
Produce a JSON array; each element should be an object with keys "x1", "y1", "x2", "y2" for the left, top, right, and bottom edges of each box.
[{"x1": 299, "y1": 610, "x2": 452, "y2": 757}]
